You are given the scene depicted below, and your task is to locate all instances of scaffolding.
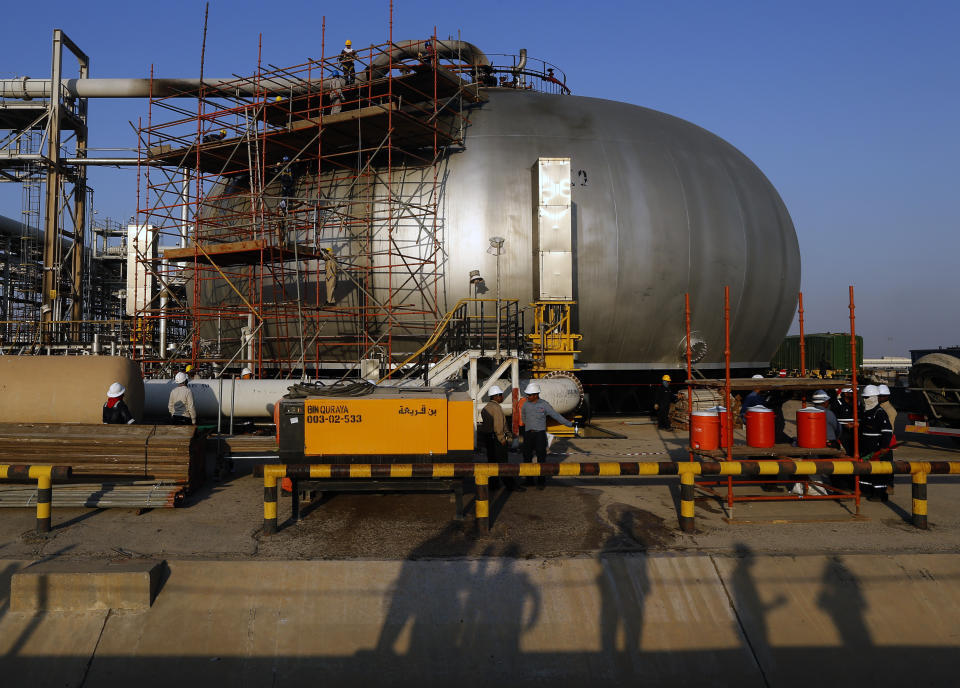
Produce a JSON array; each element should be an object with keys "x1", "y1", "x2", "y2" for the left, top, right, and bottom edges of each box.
[
  {"x1": 135, "y1": 34, "x2": 488, "y2": 378},
  {"x1": 0, "y1": 29, "x2": 96, "y2": 351}
]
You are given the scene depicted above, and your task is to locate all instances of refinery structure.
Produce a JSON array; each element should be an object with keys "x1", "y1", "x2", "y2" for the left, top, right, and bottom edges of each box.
[{"x1": 0, "y1": 28, "x2": 800, "y2": 387}]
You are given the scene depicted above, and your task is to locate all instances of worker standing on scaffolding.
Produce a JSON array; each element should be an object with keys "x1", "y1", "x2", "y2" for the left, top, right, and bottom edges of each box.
[
  {"x1": 339, "y1": 40, "x2": 357, "y2": 85},
  {"x1": 276, "y1": 157, "x2": 295, "y2": 245}
]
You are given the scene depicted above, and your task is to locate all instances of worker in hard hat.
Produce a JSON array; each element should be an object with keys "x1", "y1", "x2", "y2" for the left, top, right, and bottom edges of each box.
[
  {"x1": 240, "y1": 367, "x2": 253, "y2": 380},
  {"x1": 202, "y1": 128, "x2": 227, "y2": 143},
  {"x1": 339, "y1": 40, "x2": 357, "y2": 85},
  {"x1": 739, "y1": 374, "x2": 767, "y2": 421},
  {"x1": 103, "y1": 382, "x2": 135, "y2": 425},
  {"x1": 811, "y1": 390, "x2": 842, "y2": 450},
  {"x1": 832, "y1": 387, "x2": 858, "y2": 456},
  {"x1": 877, "y1": 384, "x2": 897, "y2": 445},
  {"x1": 654, "y1": 374, "x2": 678, "y2": 430},
  {"x1": 521, "y1": 382, "x2": 573, "y2": 489},
  {"x1": 168, "y1": 371, "x2": 197, "y2": 425},
  {"x1": 858, "y1": 384, "x2": 893, "y2": 501},
  {"x1": 478, "y1": 385, "x2": 519, "y2": 490}
]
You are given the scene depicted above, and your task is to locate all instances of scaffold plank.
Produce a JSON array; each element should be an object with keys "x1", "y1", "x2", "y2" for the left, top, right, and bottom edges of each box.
[{"x1": 162, "y1": 239, "x2": 324, "y2": 266}]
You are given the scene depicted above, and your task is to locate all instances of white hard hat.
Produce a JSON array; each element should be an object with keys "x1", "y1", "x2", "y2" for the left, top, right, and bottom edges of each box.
[
  {"x1": 841, "y1": 387, "x2": 853, "y2": 394},
  {"x1": 812, "y1": 390, "x2": 830, "y2": 403},
  {"x1": 878, "y1": 384, "x2": 890, "y2": 395},
  {"x1": 175, "y1": 372, "x2": 189, "y2": 384},
  {"x1": 107, "y1": 382, "x2": 125, "y2": 398},
  {"x1": 488, "y1": 385, "x2": 503, "y2": 396},
  {"x1": 524, "y1": 382, "x2": 541, "y2": 395},
  {"x1": 241, "y1": 367, "x2": 252, "y2": 377},
  {"x1": 862, "y1": 385, "x2": 880, "y2": 397},
  {"x1": 752, "y1": 374, "x2": 764, "y2": 379}
]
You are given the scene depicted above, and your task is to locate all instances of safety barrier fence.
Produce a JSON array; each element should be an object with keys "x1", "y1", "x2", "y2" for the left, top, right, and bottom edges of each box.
[
  {"x1": 257, "y1": 461, "x2": 960, "y2": 535},
  {"x1": 0, "y1": 464, "x2": 73, "y2": 532}
]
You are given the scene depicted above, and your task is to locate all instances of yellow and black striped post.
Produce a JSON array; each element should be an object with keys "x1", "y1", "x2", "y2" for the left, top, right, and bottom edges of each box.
[
  {"x1": 912, "y1": 470, "x2": 928, "y2": 530},
  {"x1": 0, "y1": 464, "x2": 72, "y2": 533},
  {"x1": 475, "y1": 472, "x2": 490, "y2": 535},
  {"x1": 679, "y1": 469, "x2": 696, "y2": 533},
  {"x1": 34, "y1": 467, "x2": 52, "y2": 533},
  {"x1": 263, "y1": 467, "x2": 280, "y2": 535}
]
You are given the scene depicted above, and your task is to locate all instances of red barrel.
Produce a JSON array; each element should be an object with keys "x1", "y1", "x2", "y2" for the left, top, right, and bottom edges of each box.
[
  {"x1": 745, "y1": 406, "x2": 775, "y2": 448},
  {"x1": 690, "y1": 411, "x2": 720, "y2": 450},
  {"x1": 796, "y1": 407, "x2": 827, "y2": 448},
  {"x1": 709, "y1": 406, "x2": 732, "y2": 448}
]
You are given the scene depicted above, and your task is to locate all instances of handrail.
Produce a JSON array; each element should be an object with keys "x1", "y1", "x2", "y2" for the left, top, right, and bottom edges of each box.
[
  {"x1": 378, "y1": 298, "x2": 519, "y2": 382},
  {"x1": 0, "y1": 464, "x2": 73, "y2": 532},
  {"x1": 258, "y1": 459, "x2": 951, "y2": 535}
]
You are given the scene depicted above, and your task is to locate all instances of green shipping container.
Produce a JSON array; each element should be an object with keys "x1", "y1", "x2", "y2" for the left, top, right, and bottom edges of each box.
[{"x1": 770, "y1": 333, "x2": 863, "y2": 372}]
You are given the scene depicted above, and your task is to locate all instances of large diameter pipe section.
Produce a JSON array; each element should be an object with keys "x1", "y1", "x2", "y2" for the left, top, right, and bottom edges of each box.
[
  {"x1": 0, "y1": 77, "x2": 278, "y2": 99},
  {"x1": 144, "y1": 379, "x2": 295, "y2": 420},
  {"x1": 1, "y1": 40, "x2": 488, "y2": 100},
  {"x1": 492, "y1": 375, "x2": 582, "y2": 416}
]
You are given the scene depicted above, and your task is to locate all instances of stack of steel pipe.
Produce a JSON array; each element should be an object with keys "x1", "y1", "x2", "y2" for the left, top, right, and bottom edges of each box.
[
  {"x1": 0, "y1": 482, "x2": 185, "y2": 508},
  {"x1": 0, "y1": 424, "x2": 203, "y2": 487}
]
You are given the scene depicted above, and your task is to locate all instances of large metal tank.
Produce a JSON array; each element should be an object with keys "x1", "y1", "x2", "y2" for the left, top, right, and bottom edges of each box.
[
  {"x1": 201, "y1": 87, "x2": 800, "y2": 371},
  {"x1": 444, "y1": 89, "x2": 800, "y2": 370}
]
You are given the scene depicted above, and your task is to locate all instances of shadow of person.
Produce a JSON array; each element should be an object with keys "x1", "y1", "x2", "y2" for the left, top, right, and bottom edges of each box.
[
  {"x1": 459, "y1": 544, "x2": 540, "y2": 664},
  {"x1": 817, "y1": 555, "x2": 872, "y2": 649},
  {"x1": 372, "y1": 535, "x2": 541, "y2": 681},
  {"x1": 373, "y1": 523, "x2": 467, "y2": 657},
  {"x1": 730, "y1": 543, "x2": 786, "y2": 662},
  {"x1": 598, "y1": 512, "x2": 650, "y2": 680}
]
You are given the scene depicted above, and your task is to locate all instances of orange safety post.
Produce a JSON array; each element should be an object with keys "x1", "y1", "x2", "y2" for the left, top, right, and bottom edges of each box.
[
  {"x1": 798, "y1": 292, "x2": 807, "y2": 409},
  {"x1": 724, "y1": 286, "x2": 733, "y2": 508},
  {"x1": 849, "y1": 285, "x2": 860, "y2": 511}
]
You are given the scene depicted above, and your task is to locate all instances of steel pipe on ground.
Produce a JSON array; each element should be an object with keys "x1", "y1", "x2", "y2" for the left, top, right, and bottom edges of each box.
[{"x1": 144, "y1": 379, "x2": 297, "y2": 420}]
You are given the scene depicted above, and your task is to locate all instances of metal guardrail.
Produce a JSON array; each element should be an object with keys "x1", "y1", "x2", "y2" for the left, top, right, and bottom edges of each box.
[
  {"x1": 257, "y1": 460, "x2": 960, "y2": 535},
  {"x1": 0, "y1": 463, "x2": 73, "y2": 532}
]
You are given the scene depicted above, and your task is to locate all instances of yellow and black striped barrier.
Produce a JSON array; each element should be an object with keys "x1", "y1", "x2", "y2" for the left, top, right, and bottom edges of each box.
[
  {"x1": 257, "y1": 460, "x2": 960, "y2": 535},
  {"x1": 0, "y1": 464, "x2": 73, "y2": 533}
]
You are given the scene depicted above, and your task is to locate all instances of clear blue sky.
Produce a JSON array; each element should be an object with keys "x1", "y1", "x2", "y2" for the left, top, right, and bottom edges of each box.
[{"x1": 2, "y1": 0, "x2": 957, "y2": 356}]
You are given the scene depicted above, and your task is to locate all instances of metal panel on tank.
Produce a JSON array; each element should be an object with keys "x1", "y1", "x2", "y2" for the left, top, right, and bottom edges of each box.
[{"x1": 536, "y1": 157, "x2": 573, "y2": 300}]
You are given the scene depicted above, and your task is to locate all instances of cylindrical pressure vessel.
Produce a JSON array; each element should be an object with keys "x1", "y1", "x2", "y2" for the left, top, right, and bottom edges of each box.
[{"x1": 0, "y1": 356, "x2": 144, "y2": 423}]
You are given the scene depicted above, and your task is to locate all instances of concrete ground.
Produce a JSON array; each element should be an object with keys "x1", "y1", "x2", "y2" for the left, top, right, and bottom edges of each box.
[{"x1": 1, "y1": 404, "x2": 959, "y2": 685}]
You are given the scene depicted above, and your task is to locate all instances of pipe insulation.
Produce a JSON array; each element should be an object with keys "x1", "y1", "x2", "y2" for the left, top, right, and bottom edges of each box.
[
  {"x1": 144, "y1": 379, "x2": 295, "y2": 419},
  {"x1": 144, "y1": 370, "x2": 581, "y2": 420}
]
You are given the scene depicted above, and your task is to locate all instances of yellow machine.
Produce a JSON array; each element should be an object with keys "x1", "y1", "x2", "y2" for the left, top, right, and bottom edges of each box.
[{"x1": 278, "y1": 386, "x2": 474, "y2": 462}]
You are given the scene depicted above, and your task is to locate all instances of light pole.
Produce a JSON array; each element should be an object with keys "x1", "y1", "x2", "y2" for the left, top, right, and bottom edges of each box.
[{"x1": 488, "y1": 236, "x2": 505, "y2": 357}]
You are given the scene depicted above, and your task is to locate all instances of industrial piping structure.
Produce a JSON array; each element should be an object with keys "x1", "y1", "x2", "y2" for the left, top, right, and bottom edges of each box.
[{"x1": 2, "y1": 29, "x2": 800, "y2": 416}]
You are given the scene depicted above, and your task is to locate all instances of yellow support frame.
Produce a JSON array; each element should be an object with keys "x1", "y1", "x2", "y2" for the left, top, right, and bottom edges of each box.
[{"x1": 528, "y1": 300, "x2": 582, "y2": 374}]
